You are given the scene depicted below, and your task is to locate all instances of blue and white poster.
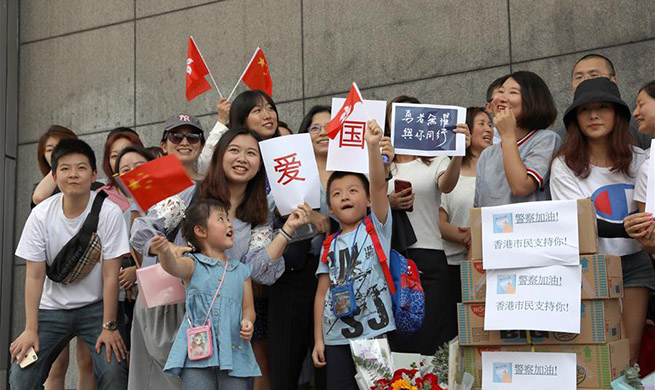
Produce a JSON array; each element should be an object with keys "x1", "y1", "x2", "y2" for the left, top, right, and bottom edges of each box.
[{"x1": 390, "y1": 103, "x2": 466, "y2": 157}]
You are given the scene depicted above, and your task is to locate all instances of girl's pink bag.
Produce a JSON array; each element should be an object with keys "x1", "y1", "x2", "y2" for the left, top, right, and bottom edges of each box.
[{"x1": 136, "y1": 264, "x2": 186, "y2": 308}]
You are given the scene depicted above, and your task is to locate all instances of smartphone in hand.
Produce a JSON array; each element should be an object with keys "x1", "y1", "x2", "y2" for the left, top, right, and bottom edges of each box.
[
  {"x1": 19, "y1": 347, "x2": 38, "y2": 368},
  {"x1": 393, "y1": 179, "x2": 413, "y2": 212}
]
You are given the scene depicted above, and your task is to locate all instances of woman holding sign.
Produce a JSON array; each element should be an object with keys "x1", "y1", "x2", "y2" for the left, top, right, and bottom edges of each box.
[
  {"x1": 199, "y1": 127, "x2": 312, "y2": 390},
  {"x1": 550, "y1": 77, "x2": 655, "y2": 364},
  {"x1": 385, "y1": 95, "x2": 471, "y2": 355},
  {"x1": 131, "y1": 128, "x2": 309, "y2": 389}
]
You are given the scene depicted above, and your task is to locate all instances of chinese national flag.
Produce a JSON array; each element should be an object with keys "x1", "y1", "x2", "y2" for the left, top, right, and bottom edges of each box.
[
  {"x1": 241, "y1": 47, "x2": 273, "y2": 97},
  {"x1": 117, "y1": 155, "x2": 193, "y2": 211},
  {"x1": 326, "y1": 83, "x2": 364, "y2": 139},
  {"x1": 186, "y1": 37, "x2": 212, "y2": 101}
]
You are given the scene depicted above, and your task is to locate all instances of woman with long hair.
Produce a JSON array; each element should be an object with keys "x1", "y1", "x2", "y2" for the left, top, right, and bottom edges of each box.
[
  {"x1": 550, "y1": 77, "x2": 655, "y2": 364},
  {"x1": 130, "y1": 128, "x2": 308, "y2": 390}
]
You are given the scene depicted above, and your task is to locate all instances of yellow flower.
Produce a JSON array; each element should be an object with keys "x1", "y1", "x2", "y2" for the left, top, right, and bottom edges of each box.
[{"x1": 391, "y1": 379, "x2": 417, "y2": 390}]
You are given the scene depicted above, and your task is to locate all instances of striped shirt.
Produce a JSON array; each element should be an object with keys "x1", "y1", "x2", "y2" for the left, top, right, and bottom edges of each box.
[{"x1": 474, "y1": 129, "x2": 561, "y2": 207}]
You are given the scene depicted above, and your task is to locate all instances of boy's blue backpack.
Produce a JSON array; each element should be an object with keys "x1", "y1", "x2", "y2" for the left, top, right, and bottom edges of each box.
[{"x1": 320, "y1": 216, "x2": 425, "y2": 335}]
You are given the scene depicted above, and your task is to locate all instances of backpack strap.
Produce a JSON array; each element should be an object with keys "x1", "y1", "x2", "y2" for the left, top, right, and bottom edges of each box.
[
  {"x1": 364, "y1": 216, "x2": 395, "y2": 294},
  {"x1": 82, "y1": 190, "x2": 107, "y2": 233},
  {"x1": 320, "y1": 232, "x2": 338, "y2": 264}
]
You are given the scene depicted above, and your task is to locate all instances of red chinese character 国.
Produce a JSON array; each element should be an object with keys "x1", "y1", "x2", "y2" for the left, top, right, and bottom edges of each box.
[{"x1": 339, "y1": 121, "x2": 366, "y2": 149}]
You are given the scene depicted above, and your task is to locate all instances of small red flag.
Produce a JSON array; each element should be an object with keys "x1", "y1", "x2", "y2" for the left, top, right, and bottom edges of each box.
[
  {"x1": 241, "y1": 47, "x2": 273, "y2": 97},
  {"x1": 186, "y1": 37, "x2": 212, "y2": 101},
  {"x1": 117, "y1": 155, "x2": 193, "y2": 211},
  {"x1": 326, "y1": 83, "x2": 364, "y2": 139}
]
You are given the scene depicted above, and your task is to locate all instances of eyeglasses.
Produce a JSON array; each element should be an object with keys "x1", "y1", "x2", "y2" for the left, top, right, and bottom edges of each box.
[
  {"x1": 166, "y1": 131, "x2": 203, "y2": 145},
  {"x1": 308, "y1": 124, "x2": 328, "y2": 133}
]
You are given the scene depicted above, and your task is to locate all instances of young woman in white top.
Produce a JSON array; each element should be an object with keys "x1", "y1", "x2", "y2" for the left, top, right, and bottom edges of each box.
[
  {"x1": 550, "y1": 77, "x2": 655, "y2": 364},
  {"x1": 439, "y1": 107, "x2": 493, "y2": 264},
  {"x1": 624, "y1": 81, "x2": 655, "y2": 252},
  {"x1": 386, "y1": 95, "x2": 470, "y2": 355}
]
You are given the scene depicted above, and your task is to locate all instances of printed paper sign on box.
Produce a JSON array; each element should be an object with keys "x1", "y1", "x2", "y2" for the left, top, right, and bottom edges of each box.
[
  {"x1": 481, "y1": 351, "x2": 576, "y2": 390},
  {"x1": 480, "y1": 200, "x2": 580, "y2": 269},
  {"x1": 484, "y1": 264, "x2": 582, "y2": 333}
]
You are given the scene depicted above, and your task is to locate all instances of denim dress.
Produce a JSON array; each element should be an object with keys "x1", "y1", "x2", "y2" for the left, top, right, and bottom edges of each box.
[{"x1": 163, "y1": 253, "x2": 261, "y2": 378}]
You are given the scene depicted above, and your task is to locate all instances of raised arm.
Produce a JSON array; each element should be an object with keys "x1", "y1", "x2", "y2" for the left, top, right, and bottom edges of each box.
[
  {"x1": 150, "y1": 236, "x2": 194, "y2": 281},
  {"x1": 365, "y1": 120, "x2": 389, "y2": 224},
  {"x1": 197, "y1": 98, "x2": 231, "y2": 175},
  {"x1": 438, "y1": 123, "x2": 471, "y2": 193},
  {"x1": 495, "y1": 109, "x2": 538, "y2": 197}
]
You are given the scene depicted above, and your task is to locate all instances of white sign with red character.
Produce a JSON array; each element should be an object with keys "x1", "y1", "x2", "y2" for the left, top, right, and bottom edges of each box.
[
  {"x1": 327, "y1": 98, "x2": 387, "y2": 174},
  {"x1": 259, "y1": 134, "x2": 321, "y2": 215}
]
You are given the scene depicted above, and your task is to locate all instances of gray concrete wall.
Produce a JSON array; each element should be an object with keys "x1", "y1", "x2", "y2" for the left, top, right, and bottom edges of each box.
[{"x1": 11, "y1": 0, "x2": 655, "y2": 388}]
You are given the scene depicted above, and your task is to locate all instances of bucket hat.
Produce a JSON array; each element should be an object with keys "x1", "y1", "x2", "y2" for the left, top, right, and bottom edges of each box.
[{"x1": 563, "y1": 77, "x2": 631, "y2": 128}]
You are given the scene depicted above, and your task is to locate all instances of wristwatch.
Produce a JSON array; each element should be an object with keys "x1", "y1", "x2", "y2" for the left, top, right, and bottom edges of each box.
[{"x1": 102, "y1": 321, "x2": 118, "y2": 331}]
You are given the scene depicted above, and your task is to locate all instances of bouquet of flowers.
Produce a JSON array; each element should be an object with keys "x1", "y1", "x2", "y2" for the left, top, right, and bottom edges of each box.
[{"x1": 369, "y1": 367, "x2": 443, "y2": 390}]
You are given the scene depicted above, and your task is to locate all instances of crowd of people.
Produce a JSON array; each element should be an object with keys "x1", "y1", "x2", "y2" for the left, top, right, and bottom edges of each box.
[{"x1": 7, "y1": 53, "x2": 655, "y2": 390}]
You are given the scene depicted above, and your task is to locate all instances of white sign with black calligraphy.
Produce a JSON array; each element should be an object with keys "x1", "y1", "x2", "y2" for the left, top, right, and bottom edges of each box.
[{"x1": 390, "y1": 103, "x2": 466, "y2": 157}]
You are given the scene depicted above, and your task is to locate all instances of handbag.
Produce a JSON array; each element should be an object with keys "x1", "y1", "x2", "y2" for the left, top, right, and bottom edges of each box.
[
  {"x1": 46, "y1": 191, "x2": 107, "y2": 284},
  {"x1": 136, "y1": 263, "x2": 186, "y2": 308},
  {"x1": 186, "y1": 257, "x2": 228, "y2": 361}
]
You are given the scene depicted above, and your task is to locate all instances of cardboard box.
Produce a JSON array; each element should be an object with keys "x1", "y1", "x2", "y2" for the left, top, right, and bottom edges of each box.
[
  {"x1": 463, "y1": 339, "x2": 629, "y2": 388},
  {"x1": 457, "y1": 299, "x2": 621, "y2": 346},
  {"x1": 534, "y1": 339, "x2": 630, "y2": 388},
  {"x1": 460, "y1": 254, "x2": 623, "y2": 303},
  {"x1": 470, "y1": 198, "x2": 598, "y2": 260},
  {"x1": 461, "y1": 345, "x2": 532, "y2": 389}
]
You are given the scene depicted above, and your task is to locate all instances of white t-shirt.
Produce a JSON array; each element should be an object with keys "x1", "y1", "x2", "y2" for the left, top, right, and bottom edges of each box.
[
  {"x1": 388, "y1": 157, "x2": 450, "y2": 250},
  {"x1": 16, "y1": 192, "x2": 130, "y2": 310},
  {"x1": 440, "y1": 175, "x2": 476, "y2": 265},
  {"x1": 633, "y1": 148, "x2": 651, "y2": 203},
  {"x1": 550, "y1": 149, "x2": 646, "y2": 256}
]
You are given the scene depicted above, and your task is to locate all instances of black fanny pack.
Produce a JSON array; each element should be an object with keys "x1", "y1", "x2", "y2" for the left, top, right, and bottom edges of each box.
[{"x1": 46, "y1": 191, "x2": 107, "y2": 284}]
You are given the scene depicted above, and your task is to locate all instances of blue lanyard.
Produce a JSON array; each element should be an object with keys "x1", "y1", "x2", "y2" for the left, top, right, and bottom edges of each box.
[{"x1": 330, "y1": 223, "x2": 363, "y2": 279}]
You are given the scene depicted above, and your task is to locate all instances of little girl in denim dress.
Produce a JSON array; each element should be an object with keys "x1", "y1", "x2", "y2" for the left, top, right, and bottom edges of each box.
[{"x1": 150, "y1": 199, "x2": 260, "y2": 389}]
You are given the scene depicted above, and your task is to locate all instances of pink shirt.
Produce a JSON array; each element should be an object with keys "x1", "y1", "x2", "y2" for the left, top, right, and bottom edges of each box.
[{"x1": 96, "y1": 185, "x2": 130, "y2": 212}]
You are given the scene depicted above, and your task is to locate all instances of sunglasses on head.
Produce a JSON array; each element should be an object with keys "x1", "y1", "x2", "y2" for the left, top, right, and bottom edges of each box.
[{"x1": 166, "y1": 131, "x2": 203, "y2": 145}]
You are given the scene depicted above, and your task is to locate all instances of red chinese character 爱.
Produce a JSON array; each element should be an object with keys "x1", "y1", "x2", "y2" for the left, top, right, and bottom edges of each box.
[
  {"x1": 339, "y1": 121, "x2": 366, "y2": 149},
  {"x1": 273, "y1": 153, "x2": 305, "y2": 185}
]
